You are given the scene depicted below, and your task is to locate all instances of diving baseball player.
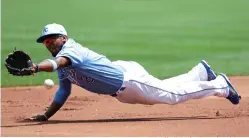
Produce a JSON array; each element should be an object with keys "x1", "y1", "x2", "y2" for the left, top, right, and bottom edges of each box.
[{"x1": 6, "y1": 23, "x2": 241, "y2": 121}]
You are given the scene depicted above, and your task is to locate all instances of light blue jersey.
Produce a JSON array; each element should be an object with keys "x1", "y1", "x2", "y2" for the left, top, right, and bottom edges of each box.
[{"x1": 54, "y1": 39, "x2": 125, "y2": 104}]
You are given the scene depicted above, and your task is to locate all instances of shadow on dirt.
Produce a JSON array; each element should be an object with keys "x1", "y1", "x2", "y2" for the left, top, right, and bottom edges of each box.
[{"x1": 2, "y1": 116, "x2": 234, "y2": 128}]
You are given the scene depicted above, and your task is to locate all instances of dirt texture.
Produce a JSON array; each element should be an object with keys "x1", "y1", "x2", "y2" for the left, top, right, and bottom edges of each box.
[{"x1": 1, "y1": 76, "x2": 249, "y2": 136}]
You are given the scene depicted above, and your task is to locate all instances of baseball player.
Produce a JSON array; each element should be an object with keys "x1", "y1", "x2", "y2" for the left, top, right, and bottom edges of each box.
[{"x1": 22, "y1": 23, "x2": 240, "y2": 121}]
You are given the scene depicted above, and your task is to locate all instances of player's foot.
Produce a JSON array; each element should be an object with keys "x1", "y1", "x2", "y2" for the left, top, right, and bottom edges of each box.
[
  {"x1": 219, "y1": 73, "x2": 241, "y2": 105},
  {"x1": 201, "y1": 60, "x2": 217, "y2": 81}
]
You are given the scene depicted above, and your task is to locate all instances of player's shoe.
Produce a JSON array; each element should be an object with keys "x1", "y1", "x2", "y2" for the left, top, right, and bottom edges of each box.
[
  {"x1": 201, "y1": 60, "x2": 217, "y2": 81},
  {"x1": 219, "y1": 73, "x2": 241, "y2": 105}
]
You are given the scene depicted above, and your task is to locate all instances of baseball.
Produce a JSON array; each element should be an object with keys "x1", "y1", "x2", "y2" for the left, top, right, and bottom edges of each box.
[{"x1": 44, "y1": 79, "x2": 54, "y2": 89}]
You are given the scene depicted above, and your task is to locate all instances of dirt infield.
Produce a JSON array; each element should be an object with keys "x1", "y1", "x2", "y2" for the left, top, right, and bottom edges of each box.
[{"x1": 1, "y1": 76, "x2": 249, "y2": 136}]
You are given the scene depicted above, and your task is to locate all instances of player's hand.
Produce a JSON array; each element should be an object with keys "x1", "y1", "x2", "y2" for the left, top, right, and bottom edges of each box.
[
  {"x1": 32, "y1": 63, "x2": 39, "y2": 73},
  {"x1": 26, "y1": 114, "x2": 48, "y2": 122}
]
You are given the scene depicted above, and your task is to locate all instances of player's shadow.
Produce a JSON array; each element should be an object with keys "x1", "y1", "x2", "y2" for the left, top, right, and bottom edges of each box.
[{"x1": 2, "y1": 116, "x2": 233, "y2": 128}]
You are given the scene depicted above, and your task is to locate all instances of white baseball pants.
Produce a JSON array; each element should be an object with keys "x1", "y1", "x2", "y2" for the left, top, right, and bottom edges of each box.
[{"x1": 112, "y1": 60, "x2": 230, "y2": 105}]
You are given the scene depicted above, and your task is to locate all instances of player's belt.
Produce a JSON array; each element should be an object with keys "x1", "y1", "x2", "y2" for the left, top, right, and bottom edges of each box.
[{"x1": 111, "y1": 87, "x2": 126, "y2": 97}]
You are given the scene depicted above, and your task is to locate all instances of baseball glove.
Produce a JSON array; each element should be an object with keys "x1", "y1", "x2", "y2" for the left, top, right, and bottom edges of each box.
[{"x1": 5, "y1": 50, "x2": 34, "y2": 76}]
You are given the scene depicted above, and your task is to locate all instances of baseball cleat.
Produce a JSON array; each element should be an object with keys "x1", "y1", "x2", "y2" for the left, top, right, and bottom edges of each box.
[
  {"x1": 201, "y1": 60, "x2": 217, "y2": 81},
  {"x1": 219, "y1": 73, "x2": 241, "y2": 105}
]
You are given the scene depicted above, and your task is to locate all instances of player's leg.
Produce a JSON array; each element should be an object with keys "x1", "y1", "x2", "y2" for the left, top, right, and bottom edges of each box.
[
  {"x1": 112, "y1": 60, "x2": 240, "y2": 105},
  {"x1": 162, "y1": 60, "x2": 216, "y2": 85},
  {"x1": 115, "y1": 73, "x2": 240, "y2": 105}
]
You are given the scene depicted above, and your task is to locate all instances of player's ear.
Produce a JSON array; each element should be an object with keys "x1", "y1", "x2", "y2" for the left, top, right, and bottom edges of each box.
[{"x1": 62, "y1": 35, "x2": 68, "y2": 41}]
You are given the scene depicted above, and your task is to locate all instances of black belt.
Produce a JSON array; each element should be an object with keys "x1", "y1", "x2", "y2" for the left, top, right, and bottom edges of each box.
[{"x1": 111, "y1": 87, "x2": 126, "y2": 97}]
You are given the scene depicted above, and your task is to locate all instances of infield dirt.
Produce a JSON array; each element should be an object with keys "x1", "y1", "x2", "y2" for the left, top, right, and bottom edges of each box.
[{"x1": 1, "y1": 76, "x2": 249, "y2": 136}]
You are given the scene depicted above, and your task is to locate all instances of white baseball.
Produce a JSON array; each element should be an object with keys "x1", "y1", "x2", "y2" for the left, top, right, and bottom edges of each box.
[{"x1": 44, "y1": 79, "x2": 54, "y2": 89}]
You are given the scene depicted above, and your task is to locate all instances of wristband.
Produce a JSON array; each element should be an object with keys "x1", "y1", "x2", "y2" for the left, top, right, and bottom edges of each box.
[
  {"x1": 46, "y1": 59, "x2": 58, "y2": 71},
  {"x1": 35, "y1": 64, "x2": 39, "y2": 73}
]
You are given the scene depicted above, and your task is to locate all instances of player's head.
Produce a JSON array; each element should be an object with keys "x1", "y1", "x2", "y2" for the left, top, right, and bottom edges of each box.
[{"x1": 36, "y1": 23, "x2": 68, "y2": 56}]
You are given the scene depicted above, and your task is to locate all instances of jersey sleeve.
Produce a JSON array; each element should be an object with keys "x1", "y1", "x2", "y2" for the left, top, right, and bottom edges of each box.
[
  {"x1": 54, "y1": 78, "x2": 72, "y2": 104},
  {"x1": 55, "y1": 42, "x2": 85, "y2": 66}
]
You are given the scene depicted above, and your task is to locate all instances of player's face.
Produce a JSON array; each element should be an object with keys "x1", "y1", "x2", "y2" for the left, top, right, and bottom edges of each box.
[{"x1": 43, "y1": 35, "x2": 67, "y2": 56}]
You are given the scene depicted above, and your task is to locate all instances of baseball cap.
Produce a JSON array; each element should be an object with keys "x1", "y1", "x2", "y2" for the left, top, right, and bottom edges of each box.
[{"x1": 36, "y1": 23, "x2": 67, "y2": 43}]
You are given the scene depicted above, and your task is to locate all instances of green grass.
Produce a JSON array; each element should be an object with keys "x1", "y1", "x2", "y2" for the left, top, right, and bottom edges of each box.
[{"x1": 1, "y1": 0, "x2": 249, "y2": 87}]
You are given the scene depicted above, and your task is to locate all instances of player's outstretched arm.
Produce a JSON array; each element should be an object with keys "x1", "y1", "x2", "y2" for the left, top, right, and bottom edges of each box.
[
  {"x1": 27, "y1": 78, "x2": 72, "y2": 122},
  {"x1": 34, "y1": 56, "x2": 71, "y2": 72}
]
